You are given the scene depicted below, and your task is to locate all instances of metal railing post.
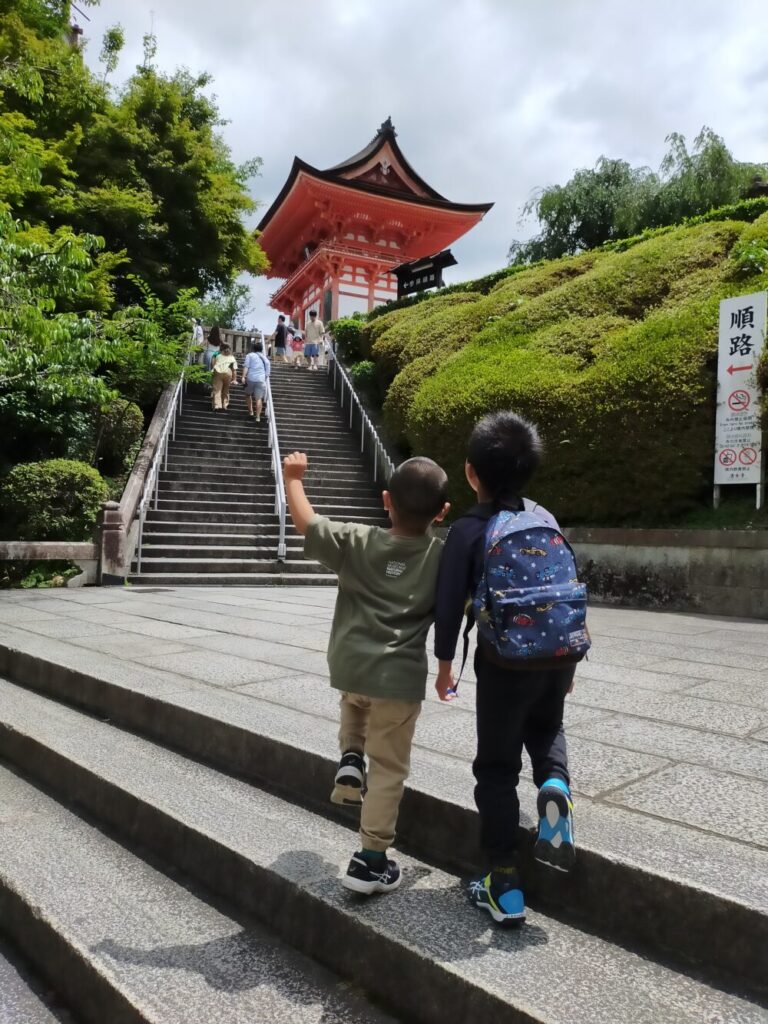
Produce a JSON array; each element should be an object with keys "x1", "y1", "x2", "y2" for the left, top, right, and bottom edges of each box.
[
  {"x1": 328, "y1": 351, "x2": 397, "y2": 490},
  {"x1": 136, "y1": 507, "x2": 145, "y2": 574}
]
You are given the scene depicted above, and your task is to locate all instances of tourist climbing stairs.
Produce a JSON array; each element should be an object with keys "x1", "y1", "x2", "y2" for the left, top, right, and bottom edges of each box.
[{"x1": 130, "y1": 360, "x2": 387, "y2": 584}]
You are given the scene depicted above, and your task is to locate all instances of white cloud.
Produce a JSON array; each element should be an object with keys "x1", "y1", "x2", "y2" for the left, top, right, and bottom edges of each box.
[{"x1": 79, "y1": 0, "x2": 768, "y2": 327}]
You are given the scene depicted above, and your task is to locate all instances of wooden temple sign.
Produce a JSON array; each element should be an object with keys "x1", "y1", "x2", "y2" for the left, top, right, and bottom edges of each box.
[
  {"x1": 257, "y1": 119, "x2": 492, "y2": 326},
  {"x1": 392, "y1": 249, "x2": 458, "y2": 299}
]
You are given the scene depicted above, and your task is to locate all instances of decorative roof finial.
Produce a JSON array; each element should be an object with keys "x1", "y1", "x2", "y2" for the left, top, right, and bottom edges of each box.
[{"x1": 380, "y1": 117, "x2": 396, "y2": 137}]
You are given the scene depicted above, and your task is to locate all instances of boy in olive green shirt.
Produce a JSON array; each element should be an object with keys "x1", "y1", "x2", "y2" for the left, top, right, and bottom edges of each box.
[{"x1": 283, "y1": 451, "x2": 449, "y2": 895}]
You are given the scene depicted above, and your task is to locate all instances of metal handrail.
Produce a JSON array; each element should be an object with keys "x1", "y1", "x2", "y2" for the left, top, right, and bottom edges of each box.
[
  {"x1": 328, "y1": 350, "x2": 396, "y2": 484},
  {"x1": 265, "y1": 374, "x2": 288, "y2": 561},
  {"x1": 135, "y1": 373, "x2": 185, "y2": 574}
]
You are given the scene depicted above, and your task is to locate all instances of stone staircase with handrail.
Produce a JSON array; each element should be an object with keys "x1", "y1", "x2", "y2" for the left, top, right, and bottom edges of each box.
[{"x1": 129, "y1": 359, "x2": 389, "y2": 585}]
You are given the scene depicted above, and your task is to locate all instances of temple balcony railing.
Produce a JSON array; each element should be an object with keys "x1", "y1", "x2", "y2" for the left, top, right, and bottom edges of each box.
[{"x1": 270, "y1": 242, "x2": 401, "y2": 307}]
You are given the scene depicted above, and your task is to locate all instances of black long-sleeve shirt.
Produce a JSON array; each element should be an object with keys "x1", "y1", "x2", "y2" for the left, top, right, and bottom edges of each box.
[{"x1": 433, "y1": 499, "x2": 559, "y2": 662}]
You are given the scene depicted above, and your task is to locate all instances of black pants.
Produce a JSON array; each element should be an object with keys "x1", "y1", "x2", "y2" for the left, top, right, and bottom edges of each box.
[{"x1": 473, "y1": 648, "x2": 573, "y2": 867}]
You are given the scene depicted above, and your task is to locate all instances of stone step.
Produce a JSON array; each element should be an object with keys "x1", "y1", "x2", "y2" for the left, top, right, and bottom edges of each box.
[
  {"x1": 156, "y1": 486, "x2": 380, "y2": 507},
  {"x1": 0, "y1": 763, "x2": 395, "y2": 1024},
  {"x1": 153, "y1": 498, "x2": 386, "y2": 518},
  {"x1": 143, "y1": 509, "x2": 387, "y2": 527},
  {"x1": 160, "y1": 467, "x2": 374, "y2": 485},
  {"x1": 138, "y1": 546, "x2": 308, "y2": 560},
  {"x1": 0, "y1": 679, "x2": 763, "y2": 1024},
  {"x1": 0, "y1": 940, "x2": 72, "y2": 1023},
  {"x1": 161, "y1": 456, "x2": 274, "y2": 473},
  {"x1": 132, "y1": 558, "x2": 325, "y2": 574},
  {"x1": 128, "y1": 573, "x2": 338, "y2": 585},
  {"x1": 0, "y1": 631, "x2": 764, "y2": 1003},
  {"x1": 140, "y1": 521, "x2": 287, "y2": 537},
  {"x1": 141, "y1": 535, "x2": 304, "y2": 550},
  {"x1": 144, "y1": 508, "x2": 279, "y2": 523}
]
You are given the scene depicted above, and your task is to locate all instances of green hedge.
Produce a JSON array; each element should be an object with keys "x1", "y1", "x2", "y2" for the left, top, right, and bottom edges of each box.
[
  {"x1": 328, "y1": 317, "x2": 365, "y2": 360},
  {"x1": 370, "y1": 214, "x2": 768, "y2": 524},
  {"x1": 0, "y1": 459, "x2": 109, "y2": 540},
  {"x1": 96, "y1": 399, "x2": 144, "y2": 475}
]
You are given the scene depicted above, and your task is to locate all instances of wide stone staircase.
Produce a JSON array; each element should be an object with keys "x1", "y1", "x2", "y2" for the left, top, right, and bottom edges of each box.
[
  {"x1": 0, "y1": 614, "x2": 766, "y2": 1024},
  {"x1": 130, "y1": 361, "x2": 387, "y2": 585}
]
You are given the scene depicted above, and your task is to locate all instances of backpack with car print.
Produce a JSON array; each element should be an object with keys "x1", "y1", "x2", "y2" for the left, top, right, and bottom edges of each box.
[{"x1": 473, "y1": 509, "x2": 590, "y2": 666}]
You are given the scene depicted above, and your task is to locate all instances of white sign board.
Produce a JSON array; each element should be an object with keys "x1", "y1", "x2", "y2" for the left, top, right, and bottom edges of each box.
[{"x1": 714, "y1": 291, "x2": 766, "y2": 487}]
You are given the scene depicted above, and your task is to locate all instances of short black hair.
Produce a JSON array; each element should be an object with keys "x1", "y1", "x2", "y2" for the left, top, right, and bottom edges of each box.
[
  {"x1": 467, "y1": 411, "x2": 542, "y2": 503},
  {"x1": 309, "y1": 310, "x2": 317, "y2": 316},
  {"x1": 278, "y1": 315, "x2": 286, "y2": 322},
  {"x1": 249, "y1": 340, "x2": 263, "y2": 353},
  {"x1": 388, "y1": 457, "x2": 448, "y2": 530}
]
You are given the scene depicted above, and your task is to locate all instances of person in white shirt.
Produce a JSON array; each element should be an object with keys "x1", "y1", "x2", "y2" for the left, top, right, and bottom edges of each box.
[
  {"x1": 304, "y1": 310, "x2": 324, "y2": 371},
  {"x1": 241, "y1": 339, "x2": 271, "y2": 421}
]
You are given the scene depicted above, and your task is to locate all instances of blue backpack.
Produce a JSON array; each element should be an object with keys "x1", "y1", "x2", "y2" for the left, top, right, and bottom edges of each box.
[{"x1": 473, "y1": 509, "x2": 590, "y2": 665}]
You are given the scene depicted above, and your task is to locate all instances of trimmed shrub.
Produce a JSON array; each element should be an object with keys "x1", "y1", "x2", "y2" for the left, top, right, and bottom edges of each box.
[
  {"x1": 370, "y1": 293, "x2": 485, "y2": 382},
  {"x1": 384, "y1": 349, "x2": 453, "y2": 443},
  {"x1": 0, "y1": 459, "x2": 109, "y2": 541},
  {"x1": 329, "y1": 317, "x2": 365, "y2": 360},
  {"x1": 349, "y1": 360, "x2": 378, "y2": 391},
  {"x1": 365, "y1": 214, "x2": 768, "y2": 525},
  {"x1": 95, "y1": 399, "x2": 145, "y2": 475}
]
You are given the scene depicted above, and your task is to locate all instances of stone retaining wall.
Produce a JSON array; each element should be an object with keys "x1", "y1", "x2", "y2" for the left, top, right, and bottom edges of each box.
[{"x1": 566, "y1": 527, "x2": 768, "y2": 619}]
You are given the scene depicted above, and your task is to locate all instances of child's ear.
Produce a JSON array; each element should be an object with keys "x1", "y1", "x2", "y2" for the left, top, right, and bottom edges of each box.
[
  {"x1": 382, "y1": 490, "x2": 392, "y2": 512},
  {"x1": 465, "y1": 461, "x2": 480, "y2": 493},
  {"x1": 433, "y1": 502, "x2": 451, "y2": 524}
]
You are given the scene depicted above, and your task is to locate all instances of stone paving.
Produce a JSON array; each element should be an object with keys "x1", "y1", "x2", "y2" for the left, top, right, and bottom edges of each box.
[{"x1": 1, "y1": 586, "x2": 767, "y2": 884}]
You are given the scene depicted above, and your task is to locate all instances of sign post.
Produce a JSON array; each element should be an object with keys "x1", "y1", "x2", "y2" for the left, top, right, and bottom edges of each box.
[
  {"x1": 391, "y1": 249, "x2": 458, "y2": 300},
  {"x1": 713, "y1": 291, "x2": 767, "y2": 509}
]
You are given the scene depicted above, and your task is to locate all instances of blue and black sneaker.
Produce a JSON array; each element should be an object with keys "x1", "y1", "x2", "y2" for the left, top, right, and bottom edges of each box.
[
  {"x1": 342, "y1": 852, "x2": 402, "y2": 895},
  {"x1": 467, "y1": 870, "x2": 526, "y2": 926},
  {"x1": 534, "y1": 777, "x2": 575, "y2": 872}
]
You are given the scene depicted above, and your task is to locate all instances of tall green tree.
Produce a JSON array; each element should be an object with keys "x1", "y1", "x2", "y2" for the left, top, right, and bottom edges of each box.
[
  {"x1": 510, "y1": 128, "x2": 768, "y2": 264},
  {"x1": 68, "y1": 66, "x2": 267, "y2": 303},
  {"x1": 0, "y1": 0, "x2": 267, "y2": 304}
]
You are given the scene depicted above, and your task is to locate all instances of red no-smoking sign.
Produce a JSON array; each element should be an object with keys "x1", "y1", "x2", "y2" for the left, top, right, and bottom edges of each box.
[
  {"x1": 718, "y1": 448, "x2": 737, "y2": 467},
  {"x1": 728, "y1": 389, "x2": 751, "y2": 412},
  {"x1": 739, "y1": 447, "x2": 758, "y2": 466}
]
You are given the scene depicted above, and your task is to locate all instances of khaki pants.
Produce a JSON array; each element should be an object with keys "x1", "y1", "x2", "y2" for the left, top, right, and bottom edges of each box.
[
  {"x1": 338, "y1": 691, "x2": 421, "y2": 853},
  {"x1": 212, "y1": 373, "x2": 231, "y2": 409}
]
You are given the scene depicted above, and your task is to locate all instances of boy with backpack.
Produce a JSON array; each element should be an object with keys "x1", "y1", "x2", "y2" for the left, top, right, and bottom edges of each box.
[
  {"x1": 433, "y1": 411, "x2": 590, "y2": 925},
  {"x1": 283, "y1": 450, "x2": 449, "y2": 895}
]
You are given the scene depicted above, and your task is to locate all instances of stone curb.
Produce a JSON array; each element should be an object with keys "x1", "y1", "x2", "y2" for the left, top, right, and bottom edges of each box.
[
  {"x1": 0, "y1": 641, "x2": 765, "y2": 1001},
  {"x1": 0, "y1": 877, "x2": 142, "y2": 1024},
  {"x1": 0, "y1": 724, "x2": 535, "y2": 1024}
]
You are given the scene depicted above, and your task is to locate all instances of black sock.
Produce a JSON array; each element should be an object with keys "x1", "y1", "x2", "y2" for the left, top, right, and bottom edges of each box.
[{"x1": 361, "y1": 849, "x2": 387, "y2": 870}]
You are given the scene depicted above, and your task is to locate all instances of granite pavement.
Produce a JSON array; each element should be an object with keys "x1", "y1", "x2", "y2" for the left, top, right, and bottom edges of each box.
[{"x1": 1, "y1": 585, "x2": 767, "y2": 879}]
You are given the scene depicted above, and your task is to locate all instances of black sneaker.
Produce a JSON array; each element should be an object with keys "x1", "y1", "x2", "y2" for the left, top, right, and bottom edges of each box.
[
  {"x1": 342, "y1": 853, "x2": 401, "y2": 895},
  {"x1": 331, "y1": 750, "x2": 366, "y2": 805}
]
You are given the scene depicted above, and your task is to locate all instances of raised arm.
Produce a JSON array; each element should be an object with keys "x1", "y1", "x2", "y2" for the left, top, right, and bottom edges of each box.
[{"x1": 283, "y1": 452, "x2": 316, "y2": 536}]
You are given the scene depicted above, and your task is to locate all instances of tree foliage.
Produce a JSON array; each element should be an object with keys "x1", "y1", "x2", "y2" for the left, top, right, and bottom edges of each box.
[
  {"x1": 0, "y1": 0, "x2": 266, "y2": 302},
  {"x1": 190, "y1": 281, "x2": 253, "y2": 330},
  {"x1": 510, "y1": 128, "x2": 768, "y2": 264},
  {"x1": 0, "y1": 209, "x2": 197, "y2": 467}
]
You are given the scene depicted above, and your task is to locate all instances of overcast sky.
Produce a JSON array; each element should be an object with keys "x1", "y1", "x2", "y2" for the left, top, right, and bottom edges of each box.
[{"x1": 79, "y1": 0, "x2": 768, "y2": 329}]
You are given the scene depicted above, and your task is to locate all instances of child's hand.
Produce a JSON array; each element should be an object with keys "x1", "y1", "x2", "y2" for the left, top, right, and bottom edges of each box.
[
  {"x1": 283, "y1": 452, "x2": 308, "y2": 481},
  {"x1": 435, "y1": 664, "x2": 457, "y2": 702}
]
